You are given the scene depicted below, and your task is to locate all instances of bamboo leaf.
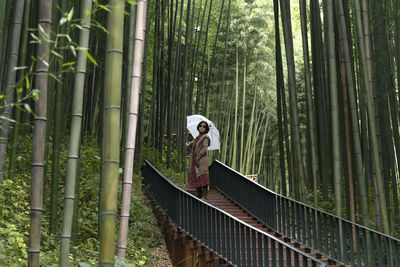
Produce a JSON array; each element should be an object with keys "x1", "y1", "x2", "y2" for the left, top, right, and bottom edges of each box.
[
  {"x1": 93, "y1": 22, "x2": 108, "y2": 33},
  {"x1": 67, "y1": 8, "x2": 74, "y2": 21},
  {"x1": 24, "y1": 104, "x2": 33, "y2": 114},
  {"x1": 31, "y1": 90, "x2": 39, "y2": 101},
  {"x1": 70, "y1": 45, "x2": 77, "y2": 57},
  {"x1": 97, "y1": 4, "x2": 110, "y2": 12},
  {"x1": 59, "y1": 17, "x2": 68, "y2": 26},
  {"x1": 25, "y1": 76, "x2": 30, "y2": 89},
  {"x1": 83, "y1": 50, "x2": 98, "y2": 66},
  {"x1": 30, "y1": 33, "x2": 39, "y2": 41},
  {"x1": 13, "y1": 66, "x2": 28, "y2": 71},
  {"x1": 62, "y1": 62, "x2": 76, "y2": 67},
  {"x1": 57, "y1": 34, "x2": 72, "y2": 43},
  {"x1": 51, "y1": 50, "x2": 64, "y2": 59},
  {"x1": 72, "y1": 24, "x2": 83, "y2": 30},
  {"x1": 48, "y1": 73, "x2": 62, "y2": 83},
  {"x1": 0, "y1": 116, "x2": 16, "y2": 123},
  {"x1": 125, "y1": 0, "x2": 137, "y2": 5}
]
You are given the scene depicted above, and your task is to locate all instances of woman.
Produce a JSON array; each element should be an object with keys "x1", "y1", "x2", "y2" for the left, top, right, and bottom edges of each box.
[{"x1": 188, "y1": 121, "x2": 210, "y2": 199}]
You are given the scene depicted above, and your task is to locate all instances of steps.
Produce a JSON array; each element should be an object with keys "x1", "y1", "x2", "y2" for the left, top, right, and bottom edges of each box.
[{"x1": 197, "y1": 189, "x2": 344, "y2": 267}]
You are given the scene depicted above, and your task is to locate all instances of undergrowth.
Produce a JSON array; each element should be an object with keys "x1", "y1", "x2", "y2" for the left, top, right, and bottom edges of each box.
[{"x1": 0, "y1": 135, "x2": 168, "y2": 266}]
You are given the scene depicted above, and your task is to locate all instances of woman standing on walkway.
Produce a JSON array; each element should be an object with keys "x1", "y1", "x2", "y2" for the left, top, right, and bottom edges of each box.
[{"x1": 187, "y1": 121, "x2": 210, "y2": 199}]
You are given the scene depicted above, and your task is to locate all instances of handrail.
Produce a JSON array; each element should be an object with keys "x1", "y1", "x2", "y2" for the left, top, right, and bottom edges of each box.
[
  {"x1": 210, "y1": 160, "x2": 400, "y2": 267},
  {"x1": 142, "y1": 160, "x2": 327, "y2": 266}
]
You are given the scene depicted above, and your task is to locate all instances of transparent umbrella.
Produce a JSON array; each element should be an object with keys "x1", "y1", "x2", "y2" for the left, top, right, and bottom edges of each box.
[{"x1": 186, "y1": 114, "x2": 220, "y2": 150}]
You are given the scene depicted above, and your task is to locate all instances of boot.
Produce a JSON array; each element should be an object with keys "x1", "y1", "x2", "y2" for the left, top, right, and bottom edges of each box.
[
  {"x1": 202, "y1": 187, "x2": 208, "y2": 200},
  {"x1": 196, "y1": 187, "x2": 202, "y2": 198}
]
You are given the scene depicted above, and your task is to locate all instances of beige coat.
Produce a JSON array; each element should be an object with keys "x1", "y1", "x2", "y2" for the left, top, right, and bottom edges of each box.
[{"x1": 190, "y1": 134, "x2": 210, "y2": 179}]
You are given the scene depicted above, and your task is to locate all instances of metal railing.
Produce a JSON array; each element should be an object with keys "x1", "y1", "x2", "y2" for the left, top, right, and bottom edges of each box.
[
  {"x1": 210, "y1": 160, "x2": 400, "y2": 267},
  {"x1": 142, "y1": 160, "x2": 327, "y2": 267}
]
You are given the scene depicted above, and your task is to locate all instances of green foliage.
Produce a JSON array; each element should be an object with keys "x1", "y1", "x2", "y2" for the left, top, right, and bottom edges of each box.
[
  {"x1": 0, "y1": 178, "x2": 30, "y2": 265},
  {"x1": 0, "y1": 136, "x2": 167, "y2": 266}
]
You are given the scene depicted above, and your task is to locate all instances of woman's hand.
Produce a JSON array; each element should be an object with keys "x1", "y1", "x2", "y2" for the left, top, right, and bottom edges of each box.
[{"x1": 186, "y1": 141, "x2": 194, "y2": 146}]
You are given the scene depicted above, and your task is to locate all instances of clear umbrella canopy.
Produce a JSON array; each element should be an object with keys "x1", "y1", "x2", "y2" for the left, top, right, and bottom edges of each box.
[{"x1": 186, "y1": 114, "x2": 220, "y2": 151}]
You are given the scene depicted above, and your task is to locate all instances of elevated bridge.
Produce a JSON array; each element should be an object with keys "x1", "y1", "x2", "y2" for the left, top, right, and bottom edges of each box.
[{"x1": 141, "y1": 160, "x2": 400, "y2": 266}]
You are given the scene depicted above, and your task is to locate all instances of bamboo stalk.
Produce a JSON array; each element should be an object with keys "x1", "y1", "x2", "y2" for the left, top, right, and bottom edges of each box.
[
  {"x1": 59, "y1": 0, "x2": 93, "y2": 265},
  {"x1": 117, "y1": 0, "x2": 148, "y2": 258}
]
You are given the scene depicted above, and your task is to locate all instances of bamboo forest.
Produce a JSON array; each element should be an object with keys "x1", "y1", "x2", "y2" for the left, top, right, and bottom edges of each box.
[{"x1": 1, "y1": 0, "x2": 400, "y2": 266}]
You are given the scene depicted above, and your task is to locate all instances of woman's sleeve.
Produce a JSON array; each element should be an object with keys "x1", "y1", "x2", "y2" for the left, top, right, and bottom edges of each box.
[{"x1": 195, "y1": 138, "x2": 209, "y2": 162}]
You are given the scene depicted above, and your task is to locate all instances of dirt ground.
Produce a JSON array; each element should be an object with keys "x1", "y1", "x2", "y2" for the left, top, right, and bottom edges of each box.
[{"x1": 148, "y1": 243, "x2": 172, "y2": 267}]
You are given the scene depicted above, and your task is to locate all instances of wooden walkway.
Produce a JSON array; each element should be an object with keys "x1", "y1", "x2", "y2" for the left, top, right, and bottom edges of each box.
[{"x1": 196, "y1": 189, "x2": 343, "y2": 267}]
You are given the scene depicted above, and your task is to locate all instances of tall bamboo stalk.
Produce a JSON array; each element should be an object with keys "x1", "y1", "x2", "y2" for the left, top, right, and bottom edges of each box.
[
  {"x1": 258, "y1": 116, "x2": 269, "y2": 174},
  {"x1": 299, "y1": 0, "x2": 318, "y2": 205},
  {"x1": 28, "y1": 1, "x2": 52, "y2": 266},
  {"x1": 240, "y1": 54, "x2": 246, "y2": 173},
  {"x1": 99, "y1": 0, "x2": 125, "y2": 265},
  {"x1": 49, "y1": 0, "x2": 67, "y2": 235},
  {"x1": 273, "y1": 0, "x2": 286, "y2": 195},
  {"x1": 353, "y1": 0, "x2": 389, "y2": 234},
  {"x1": 279, "y1": 0, "x2": 305, "y2": 200},
  {"x1": 9, "y1": 0, "x2": 31, "y2": 178},
  {"x1": 337, "y1": 0, "x2": 369, "y2": 226},
  {"x1": 326, "y1": 0, "x2": 342, "y2": 218},
  {"x1": 231, "y1": 43, "x2": 239, "y2": 170},
  {"x1": 0, "y1": 0, "x2": 25, "y2": 186},
  {"x1": 59, "y1": 0, "x2": 92, "y2": 265},
  {"x1": 121, "y1": 2, "x2": 136, "y2": 168},
  {"x1": 117, "y1": 0, "x2": 147, "y2": 257},
  {"x1": 216, "y1": 0, "x2": 231, "y2": 129}
]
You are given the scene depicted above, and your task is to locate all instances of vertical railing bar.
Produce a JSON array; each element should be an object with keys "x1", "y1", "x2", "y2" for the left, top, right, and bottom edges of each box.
[
  {"x1": 355, "y1": 227, "x2": 361, "y2": 266},
  {"x1": 306, "y1": 207, "x2": 311, "y2": 247},
  {"x1": 312, "y1": 209, "x2": 317, "y2": 251},
  {"x1": 336, "y1": 218, "x2": 341, "y2": 262},
  {"x1": 311, "y1": 259, "x2": 316, "y2": 267},
  {"x1": 271, "y1": 238, "x2": 276, "y2": 267},
  {"x1": 323, "y1": 213, "x2": 329, "y2": 256},
  {"x1": 241, "y1": 224, "x2": 246, "y2": 267},
  {"x1": 273, "y1": 192, "x2": 277, "y2": 230},
  {"x1": 318, "y1": 211, "x2": 323, "y2": 253},
  {"x1": 277, "y1": 196, "x2": 282, "y2": 233},
  {"x1": 279, "y1": 243, "x2": 284, "y2": 266},
  {"x1": 221, "y1": 214, "x2": 226, "y2": 257},
  {"x1": 286, "y1": 199, "x2": 290, "y2": 237},
  {"x1": 301, "y1": 204, "x2": 306, "y2": 245},
  {"x1": 341, "y1": 220, "x2": 347, "y2": 264},
  {"x1": 227, "y1": 216, "x2": 231, "y2": 261},
  {"x1": 236, "y1": 221, "x2": 241, "y2": 265},
  {"x1": 331, "y1": 216, "x2": 337, "y2": 260},
  {"x1": 291, "y1": 201, "x2": 296, "y2": 241},
  {"x1": 246, "y1": 227, "x2": 251, "y2": 266},
  {"x1": 384, "y1": 236, "x2": 391, "y2": 267},
  {"x1": 302, "y1": 254, "x2": 307, "y2": 267},
  {"x1": 252, "y1": 228, "x2": 257, "y2": 266},
  {"x1": 370, "y1": 231, "x2": 376, "y2": 266},
  {"x1": 361, "y1": 228, "x2": 368, "y2": 267},
  {"x1": 257, "y1": 232, "x2": 263, "y2": 267},
  {"x1": 264, "y1": 234, "x2": 270, "y2": 267},
  {"x1": 377, "y1": 234, "x2": 384, "y2": 267},
  {"x1": 393, "y1": 239, "x2": 399, "y2": 267},
  {"x1": 294, "y1": 251, "x2": 299, "y2": 267},
  {"x1": 296, "y1": 201, "x2": 300, "y2": 242},
  {"x1": 286, "y1": 245, "x2": 292, "y2": 267},
  {"x1": 347, "y1": 222, "x2": 355, "y2": 266}
]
